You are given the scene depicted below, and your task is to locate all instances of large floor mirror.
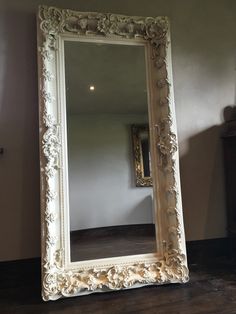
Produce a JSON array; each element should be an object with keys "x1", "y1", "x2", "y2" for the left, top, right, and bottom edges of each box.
[{"x1": 37, "y1": 6, "x2": 188, "y2": 301}]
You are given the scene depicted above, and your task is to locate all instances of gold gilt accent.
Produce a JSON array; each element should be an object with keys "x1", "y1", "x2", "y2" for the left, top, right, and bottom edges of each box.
[{"x1": 131, "y1": 124, "x2": 153, "y2": 187}]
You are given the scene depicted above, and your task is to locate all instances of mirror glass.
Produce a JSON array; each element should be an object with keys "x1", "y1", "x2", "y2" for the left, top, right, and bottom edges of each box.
[{"x1": 64, "y1": 41, "x2": 157, "y2": 262}]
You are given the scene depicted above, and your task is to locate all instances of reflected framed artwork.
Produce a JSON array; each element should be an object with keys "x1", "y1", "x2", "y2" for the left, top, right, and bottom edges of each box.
[
  {"x1": 37, "y1": 5, "x2": 189, "y2": 301},
  {"x1": 131, "y1": 124, "x2": 153, "y2": 187}
]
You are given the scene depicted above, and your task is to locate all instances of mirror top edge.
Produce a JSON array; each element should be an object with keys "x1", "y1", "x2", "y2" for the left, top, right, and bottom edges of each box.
[
  {"x1": 61, "y1": 34, "x2": 148, "y2": 46},
  {"x1": 66, "y1": 253, "x2": 161, "y2": 271}
]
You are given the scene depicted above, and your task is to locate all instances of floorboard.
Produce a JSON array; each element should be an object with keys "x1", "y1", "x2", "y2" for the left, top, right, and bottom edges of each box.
[
  {"x1": 70, "y1": 224, "x2": 156, "y2": 261},
  {"x1": 0, "y1": 257, "x2": 236, "y2": 314}
]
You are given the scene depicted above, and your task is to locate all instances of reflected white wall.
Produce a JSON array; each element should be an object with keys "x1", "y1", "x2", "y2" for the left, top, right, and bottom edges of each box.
[{"x1": 68, "y1": 114, "x2": 153, "y2": 230}]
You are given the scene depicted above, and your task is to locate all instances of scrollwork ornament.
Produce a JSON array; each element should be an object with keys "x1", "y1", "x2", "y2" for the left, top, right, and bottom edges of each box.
[
  {"x1": 39, "y1": 41, "x2": 54, "y2": 62},
  {"x1": 39, "y1": 6, "x2": 65, "y2": 35},
  {"x1": 42, "y1": 68, "x2": 54, "y2": 81},
  {"x1": 162, "y1": 250, "x2": 189, "y2": 282},
  {"x1": 155, "y1": 117, "x2": 178, "y2": 171},
  {"x1": 42, "y1": 89, "x2": 53, "y2": 104},
  {"x1": 46, "y1": 235, "x2": 57, "y2": 248},
  {"x1": 41, "y1": 249, "x2": 188, "y2": 300},
  {"x1": 42, "y1": 110, "x2": 61, "y2": 179}
]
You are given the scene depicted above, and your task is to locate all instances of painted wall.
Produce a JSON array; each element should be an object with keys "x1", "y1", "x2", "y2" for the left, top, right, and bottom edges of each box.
[
  {"x1": 68, "y1": 114, "x2": 153, "y2": 231},
  {"x1": 0, "y1": 0, "x2": 236, "y2": 261}
]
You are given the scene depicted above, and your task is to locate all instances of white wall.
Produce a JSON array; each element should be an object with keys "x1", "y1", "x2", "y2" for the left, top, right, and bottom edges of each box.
[
  {"x1": 68, "y1": 114, "x2": 153, "y2": 231},
  {"x1": 0, "y1": 0, "x2": 236, "y2": 261}
]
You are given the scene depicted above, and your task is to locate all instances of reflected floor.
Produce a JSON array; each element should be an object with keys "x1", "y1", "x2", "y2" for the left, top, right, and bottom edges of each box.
[{"x1": 70, "y1": 223, "x2": 156, "y2": 262}]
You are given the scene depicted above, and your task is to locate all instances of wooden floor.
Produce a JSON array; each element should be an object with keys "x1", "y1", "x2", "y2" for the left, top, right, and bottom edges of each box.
[
  {"x1": 1, "y1": 257, "x2": 236, "y2": 314},
  {"x1": 70, "y1": 224, "x2": 156, "y2": 262}
]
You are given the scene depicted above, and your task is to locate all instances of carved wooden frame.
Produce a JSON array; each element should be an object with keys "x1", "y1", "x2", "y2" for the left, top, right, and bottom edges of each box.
[
  {"x1": 131, "y1": 124, "x2": 153, "y2": 187},
  {"x1": 37, "y1": 5, "x2": 189, "y2": 301}
]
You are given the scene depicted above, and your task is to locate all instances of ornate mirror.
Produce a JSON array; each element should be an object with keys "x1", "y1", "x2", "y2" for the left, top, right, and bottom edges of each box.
[{"x1": 37, "y1": 6, "x2": 189, "y2": 301}]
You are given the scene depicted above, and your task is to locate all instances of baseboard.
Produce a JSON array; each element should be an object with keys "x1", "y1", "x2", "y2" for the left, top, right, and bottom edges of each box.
[
  {"x1": 0, "y1": 237, "x2": 230, "y2": 288},
  {"x1": 186, "y1": 237, "x2": 230, "y2": 264},
  {"x1": 0, "y1": 258, "x2": 41, "y2": 289}
]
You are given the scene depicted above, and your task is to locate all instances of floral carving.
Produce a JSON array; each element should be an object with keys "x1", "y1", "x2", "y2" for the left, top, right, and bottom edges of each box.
[
  {"x1": 42, "y1": 111, "x2": 61, "y2": 178},
  {"x1": 42, "y1": 253, "x2": 188, "y2": 300},
  {"x1": 155, "y1": 118, "x2": 178, "y2": 172},
  {"x1": 38, "y1": 5, "x2": 188, "y2": 301},
  {"x1": 38, "y1": 6, "x2": 168, "y2": 40},
  {"x1": 42, "y1": 68, "x2": 54, "y2": 81}
]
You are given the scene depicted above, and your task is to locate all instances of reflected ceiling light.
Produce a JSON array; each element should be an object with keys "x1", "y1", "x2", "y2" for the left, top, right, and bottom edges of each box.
[{"x1": 89, "y1": 85, "x2": 95, "y2": 91}]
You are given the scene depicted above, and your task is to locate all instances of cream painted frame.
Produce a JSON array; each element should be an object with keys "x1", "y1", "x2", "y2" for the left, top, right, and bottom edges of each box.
[{"x1": 37, "y1": 5, "x2": 189, "y2": 301}]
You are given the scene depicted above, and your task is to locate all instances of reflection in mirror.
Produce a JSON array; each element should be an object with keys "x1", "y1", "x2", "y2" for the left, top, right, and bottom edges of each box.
[
  {"x1": 141, "y1": 130, "x2": 150, "y2": 177},
  {"x1": 64, "y1": 41, "x2": 157, "y2": 262},
  {"x1": 131, "y1": 124, "x2": 152, "y2": 187}
]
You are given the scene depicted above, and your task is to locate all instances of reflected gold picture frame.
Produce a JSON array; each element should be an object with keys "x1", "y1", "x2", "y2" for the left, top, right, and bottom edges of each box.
[{"x1": 131, "y1": 124, "x2": 153, "y2": 187}]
